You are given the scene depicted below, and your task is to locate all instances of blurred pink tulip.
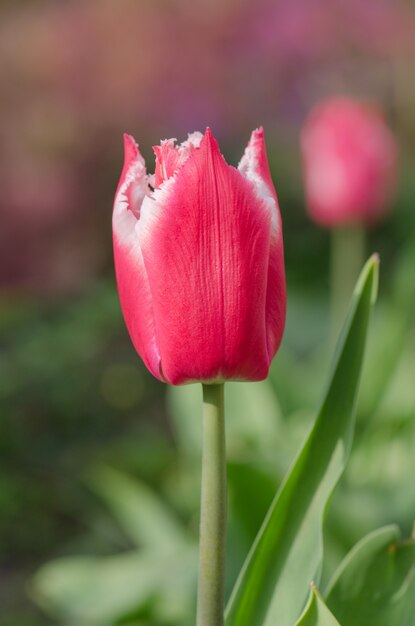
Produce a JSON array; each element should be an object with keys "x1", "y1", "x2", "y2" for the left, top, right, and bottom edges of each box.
[
  {"x1": 113, "y1": 128, "x2": 286, "y2": 385},
  {"x1": 301, "y1": 97, "x2": 397, "y2": 227}
]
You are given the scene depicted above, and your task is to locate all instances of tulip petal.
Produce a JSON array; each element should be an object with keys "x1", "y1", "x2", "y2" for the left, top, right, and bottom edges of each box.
[
  {"x1": 113, "y1": 135, "x2": 161, "y2": 380},
  {"x1": 153, "y1": 132, "x2": 203, "y2": 188},
  {"x1": 137, "y1": 129, "x2": 275, "y2": 384},
  {"x1": 239, "y1": 128, "x2": 286, "y2": 358}
]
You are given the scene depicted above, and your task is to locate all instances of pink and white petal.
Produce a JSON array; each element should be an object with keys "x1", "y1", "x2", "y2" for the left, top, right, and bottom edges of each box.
[
  {"x1": 239, "y1": 128, "x2": 286, "y2": 358},
  {"x1": 238, "y1": 128, "x2": 278, "y2": 222},
  {"x1": 181, "y1": 131, "x2": 204, "y2": 151},
  {"x1": 137, "y1": 129, "x2": 273, "y2": 384},
  {"x1": 113, "y1": 239, "x2": 162, "y2": 380},
  {"x1": 115, "y1": 134, "x2": 149, "y2": 219},
  {"x1": 153, "y1": 139, "x2": 176, "y2": 188},
  {"x1": 112, "y1": 136, "x2": 161, "y2": 380},
  {"x1": 116, "y1": 134, "x2": 140, "y2": 196},
  {"x1": 153, "y1": 132, "x2": 204, "y2": 187},
  {"x1": 264, "y1": 213, "x2": 286, "y2": 359}
]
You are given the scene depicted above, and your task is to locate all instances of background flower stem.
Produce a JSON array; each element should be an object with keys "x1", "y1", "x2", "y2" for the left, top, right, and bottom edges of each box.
[
  {"x1": 197, "y1": 382, "x2": 227, "y2": 626},
  {"x1": 331, "y1": 224, "x2": 365, "y2": 344}
]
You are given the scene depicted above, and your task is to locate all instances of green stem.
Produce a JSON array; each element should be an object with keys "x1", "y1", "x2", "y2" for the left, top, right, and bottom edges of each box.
[
  {"x1": 330, "y1": 224, "x2": 365, "y2": 344},
  {"x1": 197, "y1": 383, "x2": 227, "y2": 626}
]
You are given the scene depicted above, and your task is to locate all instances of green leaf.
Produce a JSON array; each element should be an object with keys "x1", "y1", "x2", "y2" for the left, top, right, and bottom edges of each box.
[
  {"x1": 225, "y1": 255, "x2": 379, "y2": 626},
  {"x1": 359, "y1": 239, "x2": 415, "y2": 418},
  {"x1": 30, "y1": 548, "x2": 196, "y2": 625},
  {"x1": 325, "y1": 525, "x2": 415, "y2": 625},
  {"x1": 31, "y1": 552, "x2": 171, "y2": 624},
  {"x1": 87, "y1": 466, "x2": 187, "y2": 552},
  {"x1": 295, "y1": 586, "x2": 341, "y2": 626}
]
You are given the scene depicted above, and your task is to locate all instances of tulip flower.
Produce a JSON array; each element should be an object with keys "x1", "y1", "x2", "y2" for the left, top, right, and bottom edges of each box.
[
  {"x1": 300, "y1": 97, "x2": 397, "y2": 340},
  {"x1": 113, "y1": 127, "x2": 285, "y2": 626},
  {"x1": 113, "y1": 128, "x2": 286, "y2": 386},
  {"x1": 300, "y1": 97, "x2": 397, "y2": 228}
]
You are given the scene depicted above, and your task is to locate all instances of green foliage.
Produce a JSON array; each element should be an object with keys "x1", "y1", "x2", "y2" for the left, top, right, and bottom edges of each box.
[
  {"x1": 325, "y1": 525, "x2": 415, "y2": 625},
  {"x1": 225, "y1": 256, "x2": 378, "y2": 626},
  {"x1": 295, "y1": 587, "x2": 340, "y2": 626},
  {"x1": 33, "y1": 552, "x2": 187, "y2": 624},
  {"x1": 87, "y1": 466, "x2": 187, "y2": 552},
  {"x1": 31, "y1": 469, "x2": 197, "y2": 625}
]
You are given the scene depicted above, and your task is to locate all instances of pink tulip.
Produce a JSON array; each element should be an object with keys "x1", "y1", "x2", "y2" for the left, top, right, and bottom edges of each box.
[
  {"x1": 113, "y1": 128, "x2": 286, "y2": 385},
  {"x1": 301, "y1": 97, "x2": 397, "y2": 227}
]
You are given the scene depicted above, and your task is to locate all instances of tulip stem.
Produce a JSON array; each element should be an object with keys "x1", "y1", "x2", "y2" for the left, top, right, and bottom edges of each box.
[
  {"x1": 330, "y1": 224, "x2": 365, "y2": 343},
  {"x1": 197, "y1": 383, "x2": 227, "y2": 626}
]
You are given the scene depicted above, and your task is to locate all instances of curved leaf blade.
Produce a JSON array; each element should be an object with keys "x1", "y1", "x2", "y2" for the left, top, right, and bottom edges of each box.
[
  {"x1": 325, "y1": 525, "x2": 415, "y2": 626},
  {"x1": 31, "y1": 548, "x2": 196, "y2": 625},
  {"x1": 225, "y1": 255, "x2": 379, "y2": 626},
  {"x1": 296, "y1": 586, "x2": 341, "y2": 626},
  {"x1": 87, "y1": 466, "x2": 186, "y2": 552}
]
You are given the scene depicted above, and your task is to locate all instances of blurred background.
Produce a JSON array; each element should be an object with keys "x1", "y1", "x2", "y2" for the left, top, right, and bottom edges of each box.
[{"x1": 1, "y1": 0, "x2": 415, "y2": 624}]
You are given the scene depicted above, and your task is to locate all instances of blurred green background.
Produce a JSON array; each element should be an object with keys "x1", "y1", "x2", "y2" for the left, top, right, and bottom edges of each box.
[{"x1": 1, "y1": 0, "x2": 415, "y2": 624}]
